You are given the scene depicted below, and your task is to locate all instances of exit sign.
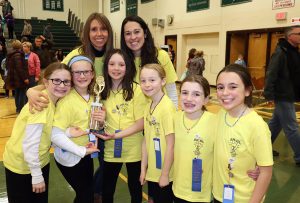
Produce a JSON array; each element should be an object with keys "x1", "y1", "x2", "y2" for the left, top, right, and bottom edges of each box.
[{"x1": 276, "y1": 12, "x2": 287, "y2": 20}]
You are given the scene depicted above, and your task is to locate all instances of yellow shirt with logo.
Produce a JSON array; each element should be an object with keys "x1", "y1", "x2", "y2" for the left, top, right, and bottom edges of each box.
[
  {"x1": 103, "y1": 83, "x2": 148, "y2": 162},
  {"x1": 53, "y1": 88, "x2": 90, "y2": 146},
  {"x1": 213, "y1": 109, "x2": 273, "y2": 203},
  {"x1": 62, "y1": 48, "x2": 104, "y2": 77},
  {"x1": 134, "y1": 49, "x2": 178, "y2": 84},
  {"x1": 3, "y1": 90, "x2": 55, "y2": 174},
  {"x1": 144, "y1": 95, "x2": 176, "y2": 182},
  {"x1": 173, "y1": 110, "x2": 216, "y2": 202}
]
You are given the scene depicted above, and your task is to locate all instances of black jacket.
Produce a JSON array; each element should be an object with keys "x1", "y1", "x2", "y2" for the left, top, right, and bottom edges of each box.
[{"x1": 264, "y1": 38, "x2": 300, "y2": 102}]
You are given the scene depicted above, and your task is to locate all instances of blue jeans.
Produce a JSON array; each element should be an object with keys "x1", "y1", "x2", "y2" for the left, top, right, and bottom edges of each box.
[
  {"x1": 15, "y1": 88, "x2": 27, "y2": 113},
  {"x1": 269, "y1": 101, "x2": 300, "y2": 163}
]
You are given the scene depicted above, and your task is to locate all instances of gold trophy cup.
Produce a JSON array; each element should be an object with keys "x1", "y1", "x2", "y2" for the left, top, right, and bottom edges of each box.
[
  {"x1": 89, "y1": 76, "x2": 105, "y2": 158},
  {"x1": 89, "y1": 76, "x2": 105, "y2": 132}
]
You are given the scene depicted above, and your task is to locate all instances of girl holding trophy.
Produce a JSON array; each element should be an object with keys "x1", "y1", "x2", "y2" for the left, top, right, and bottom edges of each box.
[
  {"x1": 96, "y1": 49, "x2": 148, "y2": 203},
  {"x1": 51, "y1": 55, "x2": 105, "y2": 203}
]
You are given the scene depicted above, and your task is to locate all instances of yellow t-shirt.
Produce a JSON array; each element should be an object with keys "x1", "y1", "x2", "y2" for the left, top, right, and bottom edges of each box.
[
  {"x1": 103, "y1": 83, "x2": 148, "y2": 162},
  {"x1": 62, "y1": 48, "x2": 104, "y2": 76},
  {"x1": 53, "y1": 88, "x2": 90, "y2": 146},
  {"x1": 173, "y1": 111, "x2": 216, "y2": 202},
  {"x1": 144, "y1": 95, "x2": 176, "y2": 182},
  {"x1": 3, "y1": 90, "x2": 55, "y2": 174},
  {"x1": 134, "y1": 49, "x2": 178, "y2": 84},
  {"x1": 213, "y1": 109, "x2": 273, "y2": 203}
]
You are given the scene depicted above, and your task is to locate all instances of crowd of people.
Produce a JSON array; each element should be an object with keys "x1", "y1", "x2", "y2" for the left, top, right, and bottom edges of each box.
[{"x1": 1, "y1": 7, "x2": 300, "y2": 203}]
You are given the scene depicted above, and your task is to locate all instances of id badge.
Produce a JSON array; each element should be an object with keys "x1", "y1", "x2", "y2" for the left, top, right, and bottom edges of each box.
[
  {"x1": 114, "y1": 130, "x2": 122, "y2": 158},
  {"x1": 192, "y1": 158, "x2": 202, "y2": 192},
  {"x1": 88, "y1": 133, "x2": 98, "y2": 158},
  {"x1": 153, "y1": 138, "x2": 161, "y2": 169},
  {"x1": 223, "y1": 184, "x2": 235, "y2": 203}
]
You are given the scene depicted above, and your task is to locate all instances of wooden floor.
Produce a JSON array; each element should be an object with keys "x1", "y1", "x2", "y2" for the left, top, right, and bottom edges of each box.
[{"x1": 0, "y1": 96, "x2": 17, "y2": 161}]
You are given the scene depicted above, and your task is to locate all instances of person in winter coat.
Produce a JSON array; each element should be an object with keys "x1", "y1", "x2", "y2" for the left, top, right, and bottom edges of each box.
[{"x1": 5, "y1": 39, "x2": 29, "y2": 113}]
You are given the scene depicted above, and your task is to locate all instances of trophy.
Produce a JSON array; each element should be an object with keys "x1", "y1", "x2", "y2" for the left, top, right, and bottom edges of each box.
[{"x1": 89, "y1": 76, "x2": 105, "y2": 158}]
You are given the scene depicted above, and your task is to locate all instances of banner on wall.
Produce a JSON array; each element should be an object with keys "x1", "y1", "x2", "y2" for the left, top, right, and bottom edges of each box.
[
  {"x1": 111, "y1": 0, "x2": 120, "y2": 13},
  {"x1": 126, "y1": 0, "x2": 137, "y2": 16},
  {"x1": 272, "y1": 0, "x2": 295, "y2": 10},
  {"x1": 221, "y1": 0, "x2": 251, "y2": 7},
  {"x1": 43, "y1": 0, "x2": 64, "y2": 11},
  {"x1": 141, "y1": 0, "x2": 154, "y2": 3},
  {"x1": 187, "y1": 0, "x2": 209, "y2": 12}
]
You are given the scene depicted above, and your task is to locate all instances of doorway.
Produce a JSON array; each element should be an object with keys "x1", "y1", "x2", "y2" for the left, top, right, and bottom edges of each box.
[
  {"x1": 226, "y1": 27, "x2": 286, "y2": 90},
  {"x1": 165, "y1": 35, "x2": 177, "y2": 69}
]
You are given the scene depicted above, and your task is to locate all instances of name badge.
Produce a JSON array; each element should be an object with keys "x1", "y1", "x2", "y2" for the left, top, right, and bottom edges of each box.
[
  {"x1": 223, "y1": 184, "x2": 234, "y2": 203},
  {"x1": 153, "y1": 138, "x2": 161, "y2": 169},
  {"x1": 192, "y1": 158, "x2": 202, "y2": 191},
  {"x1": 114, "y1": 130, "x2": 122, "y2": 158},
  {"x1": 88, "y1": 133, "x2": 98, "y2": 158}
]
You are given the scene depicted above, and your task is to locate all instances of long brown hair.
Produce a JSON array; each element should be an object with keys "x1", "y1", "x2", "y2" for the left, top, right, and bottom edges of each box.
[{"x1": 79, "y1": 13, "x2": 114, "y2": 60}]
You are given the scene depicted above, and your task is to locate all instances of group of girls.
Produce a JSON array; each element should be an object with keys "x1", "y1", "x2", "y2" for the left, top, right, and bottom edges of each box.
[{"x1": 2, "y1": 12, "x2": 273, "y2": 203}]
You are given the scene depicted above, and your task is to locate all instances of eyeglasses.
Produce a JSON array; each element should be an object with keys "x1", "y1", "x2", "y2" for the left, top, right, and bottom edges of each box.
[
  {"x1": 48, "y1": 78, "x2": 72, "y2": 86},
  {"x1": 290, "y1": 32, "x2": 300, "y2": 36},
  {"x1": 72, "y1": 70, "x2": 93, "y2": 77}
]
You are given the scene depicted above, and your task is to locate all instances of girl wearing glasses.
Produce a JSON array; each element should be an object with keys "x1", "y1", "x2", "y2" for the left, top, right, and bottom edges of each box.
[
  {"x1": 3, "y1": 62, "x2": 72, "y2": 203},
  {"x1": 51, "y1": 55, "x2": 105, "y2": 203}
]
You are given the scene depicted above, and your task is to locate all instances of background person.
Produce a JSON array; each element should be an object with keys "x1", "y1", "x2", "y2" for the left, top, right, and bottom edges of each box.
[
  {"x1": 22, "y1": 41, "x2": 40, "y2": 88},
  {"x1": 21, "y1": 19, "x2": 32, "y2": 42},
  {"x1": 5, "y1": 39, "x2": 28, "y2": 113},
  {"x1": 187, "y1": 50, "x2": 205, "y2": 77},
  {"x1": 264, "y1": 25, "x2": 300, "y2": 165},
  {"x1": 234, "y1": 54, "x2": 247, "y2": 68}
]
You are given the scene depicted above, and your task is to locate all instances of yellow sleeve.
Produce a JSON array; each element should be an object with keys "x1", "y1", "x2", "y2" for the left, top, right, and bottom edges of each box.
[
  {"x1": 161, "y1": 105, "x2": 175, "y2": 136},
  {"x1": 61, "y1": 48, "x2": 81, "y2": 65},
  {"x1": 133, "y1": 85, "x2": 148, "y2": 121},
  {"x1": 27, "y1": 108, "x2": 48, "y2": 125},
  {"x1": 157, "y1": 49, "x2": 178, "y2": 84},
  {"x1": 52, "y1": 97, "x2": 73, "y2": 130},
  {"x1": 253, "y1": 119, "x2": 274, "y2": 166}
]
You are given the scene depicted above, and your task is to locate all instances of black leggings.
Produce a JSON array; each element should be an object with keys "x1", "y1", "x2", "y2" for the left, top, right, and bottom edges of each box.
[
  {"x1": 5, "y1": 164, "x2": 50, "y2": 203},
  {"x1": 213, "y1": 198, "x2": 222, "y2": 203},
  {"x1": 102, "y1": 161, "x2": 142, "y2": 203},
  {"x1": 148, "y1": 181, "x2": 173, "y2": 203},
  {"x1": 174, "y1": 196, "x2": 213, "y2": 203},
  {"x1": 55, "y1": 156, "x2": 94, "y2": 203}
]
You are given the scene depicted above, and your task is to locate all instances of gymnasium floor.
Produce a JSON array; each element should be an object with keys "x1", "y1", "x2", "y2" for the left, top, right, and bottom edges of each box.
[{"x1": 0, "y1": 92, "x2": 300, "y2": 203}]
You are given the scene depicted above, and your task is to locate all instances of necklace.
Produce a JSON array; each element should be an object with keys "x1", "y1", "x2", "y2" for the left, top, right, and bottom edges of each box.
[
  {"x1": 150, "y1": 94, "x2": 165, "y2": 115},
  {"x1": 183, "y1": 112, "x2": 203, "y2": 134},
  {"x1": 111, "y1": 89, "x2": 122, "y2": 96},
  {"x1": 224, "y1": 107, "x2": 247, "y2": 127}
]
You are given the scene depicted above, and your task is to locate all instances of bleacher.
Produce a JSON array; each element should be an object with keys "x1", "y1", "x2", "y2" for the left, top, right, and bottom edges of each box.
[{"x1": 14, "y1": 18, "x2": 81, "y2": 55}]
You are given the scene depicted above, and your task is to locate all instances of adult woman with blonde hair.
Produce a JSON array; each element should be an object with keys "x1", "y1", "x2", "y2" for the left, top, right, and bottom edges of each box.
[{"x1": 22, "y1": 41, "x2": 40, "y2": 88}]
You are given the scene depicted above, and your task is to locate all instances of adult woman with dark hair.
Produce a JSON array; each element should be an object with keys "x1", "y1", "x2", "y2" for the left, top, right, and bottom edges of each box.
[{"x1": 121, "y1": 15, "x2": 178, "y2": 107}]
